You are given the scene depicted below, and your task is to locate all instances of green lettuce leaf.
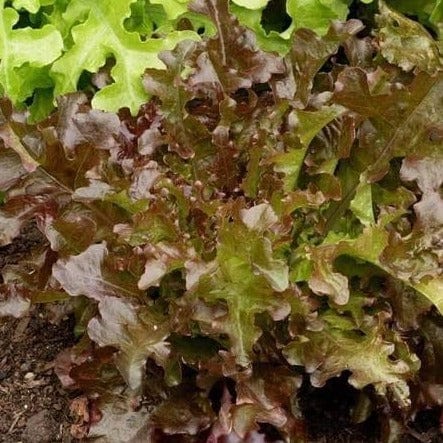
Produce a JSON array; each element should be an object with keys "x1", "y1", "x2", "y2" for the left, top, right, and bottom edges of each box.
[
  {"x1": 150, "y1": 0, "x2": 189, "y2": 19},
  {"x1": 284, "y1": 323, "x2": 419, "y2": 399},
  {"x1": 287, "y1": 0, "x2": 351, "y2": 36},
  {"x1": 0, "y1": 1, "x2": 63, "y2": 104},
  {"x1": 230, "y1": 3, "x2": 292, "y2": 54},
  {"x1": 304, "y1": 226, "x2": 443, "y2": 314},
  {"x1": 231, "y1": 0, "x2": 269, "y2": 8},
  {"x1": 190, "y1": 205, "x2": 290, "y2": 366},
  {"x1": 50, "y1": 0, "x2": 199, "y2": 114},
  {"x1": 376, "y1": 0, "x2": 442, "y2": 73},
  {"x1": 88, "y1": 297, "x2": 170, "y2": 390},
  {"x1": 13, "y1": 0, "x2": 54, "y2": 13}
]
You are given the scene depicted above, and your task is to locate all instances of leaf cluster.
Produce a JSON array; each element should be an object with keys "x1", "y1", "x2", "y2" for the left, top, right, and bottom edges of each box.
[
  {"x1": 2, "y1": 0, "x2": 442, "y2": 120},
  {"x1": 0, "y1": 0, "x2": 442, "y2": 440}
]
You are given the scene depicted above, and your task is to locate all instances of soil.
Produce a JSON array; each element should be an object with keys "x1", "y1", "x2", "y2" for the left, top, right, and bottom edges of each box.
[
  {"x1": 0, "y1": 225, "x2": 77, "y2": 443},
  {"x1": 298, "y1": 373, "x2": 442, "y2": 443},
  {"x1": 0, "y1": 223, "x2": 44, "y2": 277},
  {"x1": 0, "y1": 311, "x2": 76, "y2": 442},
  {"x1": 298, "y1": 374, "x2": 380, "y2": 442}
]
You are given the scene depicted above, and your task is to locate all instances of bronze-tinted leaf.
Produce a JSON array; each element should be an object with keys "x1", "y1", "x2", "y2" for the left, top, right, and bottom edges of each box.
[
  {"x1": 88, "y1": 297, "x2": 170, "y2": 390},
  {"x1": 0, "y1": 283, "x2": 31, "y2": 318},
  {"x1": 53, "y1": 243, "x2": 140, "y2": 301}
]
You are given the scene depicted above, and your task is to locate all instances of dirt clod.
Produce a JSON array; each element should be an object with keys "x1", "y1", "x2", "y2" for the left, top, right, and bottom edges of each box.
[{"x1": 21, "y1": 409, "x2": 59, "y2": 443}]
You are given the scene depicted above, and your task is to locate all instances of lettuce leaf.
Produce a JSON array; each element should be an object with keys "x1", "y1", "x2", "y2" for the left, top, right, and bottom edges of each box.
[{"x1": 51, "y1": 0, "x2": 199, "y2": 114}]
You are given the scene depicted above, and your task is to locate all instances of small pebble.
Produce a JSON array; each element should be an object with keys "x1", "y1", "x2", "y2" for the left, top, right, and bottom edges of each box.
[
  {"x1": 20, "y1": 362, "x2": 31, "y2": 372},
  {"x1": 24, "y1": 372, "x2": 35, "y2": 381}
]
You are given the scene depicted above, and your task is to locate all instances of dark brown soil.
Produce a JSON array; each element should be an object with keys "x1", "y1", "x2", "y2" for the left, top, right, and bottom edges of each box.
[
  {"x1": 0, "y1": 310, "x2": 76, "y2": 442},
  {"x1": 0, "y1": 224, "x2": 76, "y2": 443},
  {"x1": 298, "y1": 373, "x2": 443, "y2": 443},
  {"x1": 298, "y1": 374, "x2": 379, "y2": 442},
  {"x1": 0, "y1": 223, "x2": 44, "y2": 283}
]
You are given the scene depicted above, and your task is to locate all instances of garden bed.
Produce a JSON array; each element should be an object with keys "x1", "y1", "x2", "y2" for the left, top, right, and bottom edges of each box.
[{"x1": 1, "y1": 0, "x2": 442, "y2": 441}]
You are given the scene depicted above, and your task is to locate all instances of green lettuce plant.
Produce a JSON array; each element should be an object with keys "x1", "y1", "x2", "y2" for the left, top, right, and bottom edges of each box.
[
  {"x1": 0, "y1": 0, "x2": 202, "y2": 118},
  {"x1": 1, "y1": 0, "x2": 442, "y2": 121}
]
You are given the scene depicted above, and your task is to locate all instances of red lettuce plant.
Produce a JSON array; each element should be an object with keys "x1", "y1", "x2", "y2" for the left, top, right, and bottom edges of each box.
[{"x1": 0, "y1": 0, "x2": 442, "y2": 440}]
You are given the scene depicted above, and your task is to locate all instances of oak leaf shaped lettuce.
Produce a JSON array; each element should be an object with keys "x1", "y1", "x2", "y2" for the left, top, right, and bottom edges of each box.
[
  {"x1": 53, "y1": 243, "x2": 142, "y2": 301},
  {"x1": 284, "y1": 323, "x2": 419, "y2": 403},
  {"x1": 88, "y1": 297, "x2": 170, "y2": 390},
  {"x1": 189, "y1": 205, "x2": 290, "y2": 366},
  {"x1": 50, "y1": 0, "x2": 199, "y2": 114}
]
